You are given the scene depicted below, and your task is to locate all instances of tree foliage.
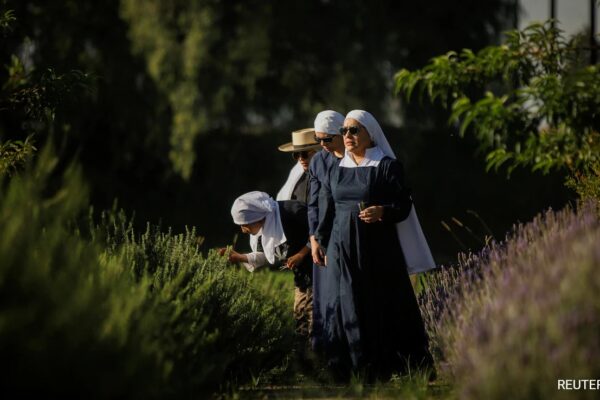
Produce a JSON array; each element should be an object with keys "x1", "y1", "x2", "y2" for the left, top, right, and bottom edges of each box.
[
  {"x1": 1, "y1": 0, "x2": 566, "y2": 261},
  {"x1": 0, "y1": 2, "x2": 91, "y2": 175},
  {"x1": 0, "y1": 4, "x2": 14, "y2": 33},
  {"x1": 120, "y1": 0, "x2": 516, "y2": 178},
  {"x1": 1, "y1": 0, "x2": 515, "y2": 181},
  {"x1": 395, "y1": 22, "x2": 600, "y2": 175},
  {"x1": 0, "y1": 137, "x2": 36, "y2": 176}
]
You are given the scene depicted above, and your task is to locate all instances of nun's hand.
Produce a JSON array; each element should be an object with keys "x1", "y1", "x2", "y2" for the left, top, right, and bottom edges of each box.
[
  {"x1": 359, "y1": 205, "x2": 384, "y2": 223},
  {"x1": 310, "y1": 236, "x2": 325, "y2": 266},
  {"x1": 219, "y1": 247, "x2": 242, "y2": 264},
  {"x1": 228, "y1": 250, "x2": 243, "y2": 263}
]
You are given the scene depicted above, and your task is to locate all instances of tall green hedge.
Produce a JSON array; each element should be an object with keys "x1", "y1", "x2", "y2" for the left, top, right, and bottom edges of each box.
[{"x1": 0, "y1": 147, "x2": 294, "y2": 398}]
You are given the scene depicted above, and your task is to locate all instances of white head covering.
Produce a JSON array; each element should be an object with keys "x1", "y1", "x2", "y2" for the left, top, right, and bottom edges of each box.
[
  {"x1": 344, "y1": 110, "x2": 437, "y2": 274},
  {"x1": 345, "y1": 109, "x2": 396, "y2": 159},
  {"x1": 339, "y1": 110, "x2": 391, "y2": 168},
  {"x1": 231, "y1": 191, "x2": 286, "y2": 264},
  {"x1": 314, "y1": 110, "x2": 345, "y2": 135}
]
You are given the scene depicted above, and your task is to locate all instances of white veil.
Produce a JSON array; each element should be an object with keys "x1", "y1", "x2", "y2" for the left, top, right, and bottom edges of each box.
[{"x1": 346, "y1": 110, "x2": 436, "y2": 274}]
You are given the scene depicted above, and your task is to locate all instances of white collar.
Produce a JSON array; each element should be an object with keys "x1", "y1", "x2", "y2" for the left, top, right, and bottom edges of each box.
[{"x1": 339, "y1": 146, "x2": 385, "y2": 168}]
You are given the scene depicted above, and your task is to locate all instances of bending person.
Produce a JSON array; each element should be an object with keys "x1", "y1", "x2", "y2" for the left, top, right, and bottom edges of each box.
[{"x1": 225, "y1": 191, "x2": 313, "y2": 340}]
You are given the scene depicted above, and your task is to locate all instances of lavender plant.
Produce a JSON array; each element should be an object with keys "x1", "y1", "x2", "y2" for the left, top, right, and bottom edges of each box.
[{"x1": 420, "y1": 202, "x2": 600, "y2": 399}]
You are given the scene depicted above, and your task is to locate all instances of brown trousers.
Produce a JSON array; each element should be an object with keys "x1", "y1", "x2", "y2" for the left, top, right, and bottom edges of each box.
[{"x1": 293, "y1": 286, "x2": 313, "y2": 338}]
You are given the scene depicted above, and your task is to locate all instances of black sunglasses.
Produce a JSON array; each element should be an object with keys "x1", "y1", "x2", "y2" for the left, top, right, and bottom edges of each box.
[
  {"x1": 339, "y1": 126, "x2": 362, "y2": 136},
  {"x1": 292, "y1": 151, "x2": 312, "y2": 160},
  {"x1": 314, "y1": 135, "x2": 335, "y2": 143}
]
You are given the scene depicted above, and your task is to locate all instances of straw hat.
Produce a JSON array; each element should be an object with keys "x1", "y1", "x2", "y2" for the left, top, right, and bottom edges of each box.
[{"x1": 278, "y1": 128, "x2": 321, "y2": 152}]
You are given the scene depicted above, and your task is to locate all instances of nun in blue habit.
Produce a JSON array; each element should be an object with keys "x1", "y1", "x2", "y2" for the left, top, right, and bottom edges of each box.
[
  {"x1": 315, "y1": 110, "x2": 436, "y2": 380},
  {"x1": 307, "y1": 110, "x2": 346, "y2": 353}
]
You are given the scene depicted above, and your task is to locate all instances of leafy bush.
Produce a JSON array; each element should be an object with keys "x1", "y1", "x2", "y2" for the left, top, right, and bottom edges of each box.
[
  {"x1": 0, "y1": 147, "x2": 294, "y2": 398},
  {"x1": 0, "y1": 137, "x2": 36, "y2": 176},
  {"x1": 92, "y1": 208, "x2": 296, "y2": 396},
  {"x1": 0, "y1": 5, "x2": 91, "y2": 181},
  {"x1": 565, "y1": 162, "x2": 600, "y2": 211},
  {"x1": 419, "y1": 202, "x2": 600, "y2": 399},
  {"x1": 395, "y1": 22, "x2": 600, "y2": 176}
]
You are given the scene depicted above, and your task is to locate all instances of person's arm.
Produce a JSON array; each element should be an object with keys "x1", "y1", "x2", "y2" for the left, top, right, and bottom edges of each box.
[
  {"x1": 307, "y1": 156, "x2": 321, "y2": 236},
  {"x1": 243, "y1": 251, "x2": 267, "y2": 272},
  {"x1": 285, "y1": 245, "x2": 310, "y2": 270},
  {"x1": 315, "y1": 168, "x2": 335, "y2": 250},
  {"x1": 359, "y1": 159, "x2": 412, "y2": 224},
  {"x1": 307, "y1": 158, "x2": 326, "y2": 265},
  {"x1": 380, "y1": 159, "x2": 412, "y2": 222},
  {"x1": 224, "y1": 249, "x2": 267, "y2": 272}
]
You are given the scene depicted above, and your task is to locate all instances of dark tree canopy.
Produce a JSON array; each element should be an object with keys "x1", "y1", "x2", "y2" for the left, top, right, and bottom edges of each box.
[
  {"x1": 1, "y1": 0, "x2": 516, "y2": 177},
  {"x1": 2, "y1": 0, "x2": 571, "y2": 262}
]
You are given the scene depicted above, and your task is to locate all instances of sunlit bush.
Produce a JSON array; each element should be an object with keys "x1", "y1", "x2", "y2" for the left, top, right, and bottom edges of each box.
[
  {"x1": 0, "y1": 147, "x2": 294, "y2": 398},
  {"x1": 566, "y1": 162, "x2": 600, "y2": 211},
  {"x1": 395, "y1": 22, "x2": 600, "y2": 177},
  {"x1": 420, "y1": 202, "x2": 600, "y2": 399}
]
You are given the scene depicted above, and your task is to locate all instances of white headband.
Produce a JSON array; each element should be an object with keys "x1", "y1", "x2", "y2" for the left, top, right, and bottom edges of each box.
[{"x1": 314, "y1": 110, "x2": 345, "y2": 136}]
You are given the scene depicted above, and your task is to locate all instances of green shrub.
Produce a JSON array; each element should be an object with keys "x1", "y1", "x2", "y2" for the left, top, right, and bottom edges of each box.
[
  {"x1": 0, "y1": 147, "x2": 294, "y2": 398},
  {"x1": 565, "y1": 162, "x2": 600, "y2": 209},
  {"x1": 0, "y1": 137, "x2": 36, "y2": 177},
  {"x1": 0, "y1": 147, "x2": 155, "y2": 398},
  {"x1": 92, "y1": 210, "x2": 296, "y2": 396}
]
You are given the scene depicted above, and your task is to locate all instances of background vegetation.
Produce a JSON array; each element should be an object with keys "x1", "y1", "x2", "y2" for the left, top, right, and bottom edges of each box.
[
  {"x1": 420, "y1": 202, "x2": 600, "y2": 400},
  {"x1": 0, "y1": 144, "x2": 295, "y2": 398},
  {"x1": 1, "y1": 0, "x2": 598, "y2": 398},
  {"x1": 0, "y1": 0, "x2": 571, "y2": 263},
  {"x1": 397, "y1": 14, "x2": 600, "y2": 400}
]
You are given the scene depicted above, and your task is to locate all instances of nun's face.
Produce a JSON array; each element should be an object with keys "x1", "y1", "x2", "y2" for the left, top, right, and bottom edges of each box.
[
  {"x1": 342, "y1": 118, "x2": 372, "y2": 154},
  {"x1": 240, "y1": 219, "x2": 264, "y2": 235},
  {"x1": 315, "y1": 131, "x2": 343, "y2": 153}
]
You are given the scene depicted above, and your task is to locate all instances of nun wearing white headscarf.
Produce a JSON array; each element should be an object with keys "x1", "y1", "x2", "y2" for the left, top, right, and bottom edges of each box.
[
  {"x1": 230, "y1": 191, "x2": 287, "y2": 266},
  {"x1": 315, "y1": 110, "x2": 434, "y2": 380},
  {"x1": 308, "y1": 110, "x2": 346, "y2": 353},
  {"x1": 308, "y1": 110, "x2": 346, "y2": 258},
  {"x1": 226, "y1": 191, "x2": 314, "y2": 338}
]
